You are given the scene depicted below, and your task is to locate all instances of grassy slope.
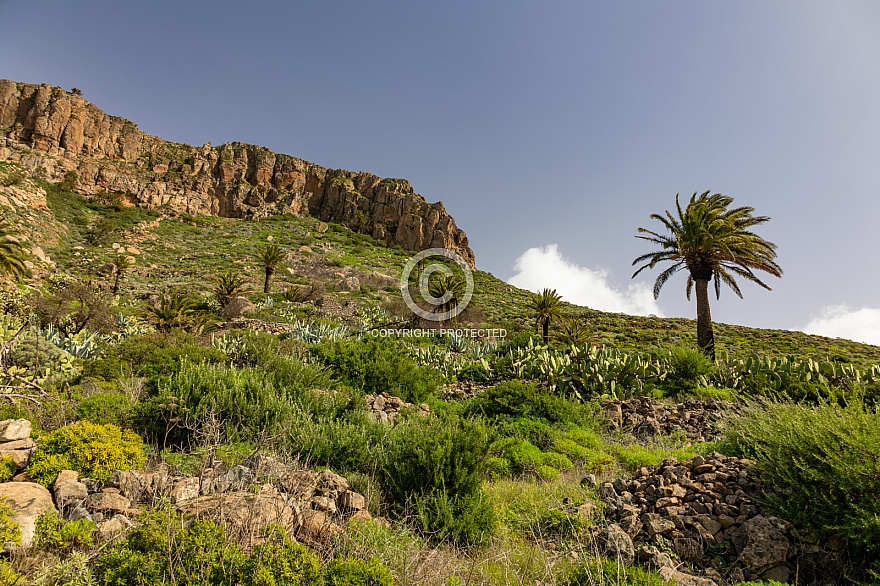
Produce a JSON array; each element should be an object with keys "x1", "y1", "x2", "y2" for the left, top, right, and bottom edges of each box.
[{"x1": 23, "y1": 176, "x2": 880, "y2": 368}]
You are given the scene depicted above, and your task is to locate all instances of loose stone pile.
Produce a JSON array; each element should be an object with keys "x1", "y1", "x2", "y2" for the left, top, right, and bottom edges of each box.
[
  {"x1": 601, "y1": 398, "x2": 739, "y2": 442},
  {"x1": 363, "y1": 392, "x2": 430, "y2": 422},
  {"x1": 598, "y1": 453, "x2": 841, "y2": 586}
]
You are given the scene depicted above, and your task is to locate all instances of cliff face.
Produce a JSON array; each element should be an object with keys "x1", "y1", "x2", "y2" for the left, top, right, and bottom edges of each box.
[{"x1": 0, "y1": 80, "x2": 474, "y2": 264}]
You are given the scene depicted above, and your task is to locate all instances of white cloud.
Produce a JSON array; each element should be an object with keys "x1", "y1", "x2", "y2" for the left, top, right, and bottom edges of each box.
[
  {"x1": 508, "y1": 244, "x2": 663, "y2": 316},
  {"x1": 802, "y1": 305, "x2": 880, "y2": 346}
]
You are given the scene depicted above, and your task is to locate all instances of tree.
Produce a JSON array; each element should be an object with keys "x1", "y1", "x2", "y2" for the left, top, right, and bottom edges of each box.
[
  {"x1": 253, "y1": 244, "x2": 286, "y2": 294},
  {"x1": 427, "y1": 273, "x2": 466, "y2": 327},
  {"x1": 632, "y1": 191, "x2": 782, "y2": 359},
  {"x1": 213, "y1": 270, "x2": 248, "y2": 308},
  {"x1": 528, "y1": 288, "x2": 564, "y2": 344},
  {"x1": 0, "y1": 220, "x2": 30, "y2": 283},
  {"x1": 111, "y1": 254, "x2": 133, "y2": 295}
]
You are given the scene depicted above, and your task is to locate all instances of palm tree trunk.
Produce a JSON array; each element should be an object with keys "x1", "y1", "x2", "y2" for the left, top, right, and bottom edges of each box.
[
  {"x1": 542, "y1": 319, "x2": 550, "y2": 344},
  {"x1": 694, "y1": 278, "x2": 716, "y2": 360},
  {"x1": 263, "y1": 268, "x2": 273, "y2": 294}
]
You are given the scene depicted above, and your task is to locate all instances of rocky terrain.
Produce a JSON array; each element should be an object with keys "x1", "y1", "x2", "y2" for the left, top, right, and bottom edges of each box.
[{"x1": 0, "y1": 79, "x2": 474, "y2": 264}]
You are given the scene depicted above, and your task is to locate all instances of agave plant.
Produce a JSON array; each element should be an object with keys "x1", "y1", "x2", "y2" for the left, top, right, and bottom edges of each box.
[{"x1": 286, "y1": 320, "x2": 350, "y2": 344}]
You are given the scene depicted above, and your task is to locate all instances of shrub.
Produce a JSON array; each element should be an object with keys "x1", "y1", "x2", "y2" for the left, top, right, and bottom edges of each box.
[
  {"x1": 75, "y1": 391, "x2": 133, "y2": 427},
  {"x1": 0, "y1": 455, "x2": 16, "y2": 481},
  {"x1": 468, "y1": 379, "x2": 593, "y2": 428},
  {"x1": 723, "y1": 398, "x2": 880, "y2": 564},
  {"x1": 310, "y1": 338, "x2": 440, "y2": 404},
  {"x1": 532, "y1": 508, "x2": 588, "y2": 540},
  {"x1": 485, "y1": 457, "x2": 511, "y2": 480},
  {"x1": 537, "y1": 464, "x2": 560, "y2": 481},
  {"x1": 502, "y1": 439, "x2": 545, "y2": 474},
  {"x1": 324, "y1": 557, "x2": 397, "y2": 586},
  {"x1": 563, "y1": 557, "x2": 672, "y2": 586},
  {"x1": 541, "y1": 451, "x2": 573, "y2": 471},
  {"x1": 158, "y1": 361, "x2": 296, "y2": 443},
  {"x1": 382, "y1": 415, "x2": 497, "y2": 546},
  {"x1": 286, "y1": 409, "x2": 386, "y2": 475},
  {"x1": 27, "y1": 421, "x2": 145, "y2": 486},
  {"x1": 34, "y1": 509, "x2": 95, "y2": 552},
  {"x1": 662, "y1": 345, "x2": 715, "y2": 397},
  {"x1": 0, "y1": 496, "x2": 21, "y2": 546}
]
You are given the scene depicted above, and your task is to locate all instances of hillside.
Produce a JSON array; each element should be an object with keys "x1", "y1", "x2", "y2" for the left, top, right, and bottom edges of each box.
[{"x1": 0, "y1": 82, "x2": 877, "y2": 586}]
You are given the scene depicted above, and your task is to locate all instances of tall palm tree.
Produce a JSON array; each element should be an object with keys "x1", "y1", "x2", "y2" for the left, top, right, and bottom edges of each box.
[
  {"x1": 632, "y1": 191, "x2": 782, "y2": 359},
  {"x1": 253, "y1": 244, "x2": 286, "y2": 294},
  {"x1": 0, "y1": 220, "x2": 30, "y2": 282},
  {"x1": 528, "y1": 288, "x2": 564, "y2": 344}
]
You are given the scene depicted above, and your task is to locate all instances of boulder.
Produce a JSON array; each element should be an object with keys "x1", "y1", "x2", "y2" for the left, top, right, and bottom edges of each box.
[
  {"x1": 177, "y1": 492, "x2": 301, "y2": 545},
  {"x1": 53, "y1": 470, "x2": 88, "y2": 509},
  {"x1": 598, "y1": 523, "x2": 634, "y2": 563},
  {"x1": 0, "y1": 437, "x2": 36, "y2": 468},
  {"x1": 0, "y1": 482, "x2": 56, "y2": 548},
  {"x1": 0, "y1": 419, "x2": 31, "y2": 442},
  {"x1": 221, "y1": 296, "x2": 257, "y2": 319},
  {"x1": 334, "y1": 277, "x2": 360, "y2": 292}
]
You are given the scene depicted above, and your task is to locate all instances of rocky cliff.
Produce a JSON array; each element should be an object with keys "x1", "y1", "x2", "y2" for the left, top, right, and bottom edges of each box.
[{"x1": 0, "y1": 80, "x2": 474, "y2": 264}]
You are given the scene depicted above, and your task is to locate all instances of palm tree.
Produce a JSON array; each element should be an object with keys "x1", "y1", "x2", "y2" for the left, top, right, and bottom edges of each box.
[
  {"x1": 554, "y1": 316, "x2": 598, "y2": 346},
  {"x1": 427, "y1": 273, "x2": 466, "y2": 326},
  {"x1": 528, "y1": 288, "x2": 564, "y2": 344},
  {"x1": 0, "y1": 220, "x2": 30, "y2": 282},
  {"x1": 140, "y1": 292, "x2": 198, "y2": 333},
  {"x1": 632, "y1": 191, "x2": 782, "y2": 359},
  {"x1": 253, "y1": 244, "x2": 286, "y2": 294},
  {"x1": 213, "y1": 270, "x2": 248, "y2": 308},
  {"x1": 111, "y1": 254, "x2": 132, "y2": 295}
]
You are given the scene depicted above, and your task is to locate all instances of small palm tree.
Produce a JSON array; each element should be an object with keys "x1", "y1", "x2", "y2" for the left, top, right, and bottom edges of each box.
[
  {"x1": 213, "y1": 270, "x2": 248, "y2": 308},
  {"x1": 253, "y1": 244, "x2": 286, "y2": 294},
  {"x1": 632, "y1": 191, "x2": 782, "y2": 359},
  {"x1": 0, "y1": 220, "x2": 30, "y2": 282},
  {"x1": 140, "y1": 292, "x2": 198, "y2": 333},
  {"x1": 427, "y1": 274, "x2": 466, "y2": 326},
  {"x1": 554, "y1": 316, "x2": 598, "y2": 346},
  {"x1": 111, "y1": 254, "x2": 132, "y2": 295},
  {"x1": 528, "y1": 288, "x2": 564, "y2": 344}
]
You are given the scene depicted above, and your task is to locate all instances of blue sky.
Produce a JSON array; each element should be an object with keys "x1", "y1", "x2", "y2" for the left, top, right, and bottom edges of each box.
[{"x1": 2, "y1": 1, "x2": 880, "y2": 343}]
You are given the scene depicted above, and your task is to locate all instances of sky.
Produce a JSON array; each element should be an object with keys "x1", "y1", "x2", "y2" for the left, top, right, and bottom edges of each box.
[{"x1": 2, "y1": 0, "x2": 879, "y2": 345}]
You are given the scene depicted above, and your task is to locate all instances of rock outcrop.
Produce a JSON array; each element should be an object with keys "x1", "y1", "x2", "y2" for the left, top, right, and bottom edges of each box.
[{"x1": 0, "y1": 79, "x2": 474, "y2": 264}]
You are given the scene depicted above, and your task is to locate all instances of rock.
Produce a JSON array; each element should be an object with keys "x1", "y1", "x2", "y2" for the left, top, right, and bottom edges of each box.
[
  {"x1": 0, "y1": 482, "x2": 56, "y2": 548},
  {"x1": 0, "y1": 79, "x2": 475, "y2": 264},
  {"x1": 581, "y1": 474, "x2": 597, "y2": 488},
  {"x1": 338, "y1": 490, "x2": 366, "y2": 512},
  {"x1": 0, "y1": 419, "x2": 31, "y2": 442},
  {"x1": 315, "y1": 469, "x2": 350, "y2": 496},
  {"x1": 334, "y1": 277, "x2": 360, "y2": 292},
  {"x1": 0, "y1": 437, "x2": 36, "y2": 468},
  {"x1": 309, "y1": 496, "x2": 337, "y2": 514},
  {"x1": 734, "y1": 516, "x2": 790, "y2": 573},
  {"x1": 83, "y1": 491, "x2": 131, "y2": 514},
  {"x1": 53, "y1": 470, "x2": 88, "y2": 508},
  {"x1": 280, "y1": 470, "x2": 317, "y2": 500},
  {"x1": 177, "y1": 492, "x2": 301, "y2": 545},
  {"x1": 762, "y1": 565, "x2": 791, "y2": 583},
  {"x1": 298, "y1": 508, "x2": 340, "y2": 545},
  {"x1": 659, "y1": 567, "x2": 718, "y2": 586},
  {"x1": 169, "y1": 477, "x2": 200, "y2": 504},
  {"x1": 221, "y1": 296, "x2": 257, "y2": 319},
  {"x1": 598, "y1": 524, "x2": 634, "y2": 563}
]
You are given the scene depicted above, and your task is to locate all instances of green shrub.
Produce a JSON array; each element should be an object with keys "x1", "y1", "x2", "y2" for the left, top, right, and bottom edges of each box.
[
  {"x1": 502, "y1": 439, "x2": 544, "y2": 474},
  {"x1": 324, "y1": 557, "x2": 397, "y2": 586},
  {"x1": 382, "y1": 415, "x2": 497, "y2": 546},
  {"x1": 286, "y1": 409, "x2": 386, "y2": 475},
  {"x1": 238, "y1": 525, "x2": 324, "y2": 586},
  {"x1": 723, "y1": 398, "x2": 880, "y2": 564},
  {"x1": 562, "y1": 557, "x2": 672, "y2": 586},
  {"x1": 663, "y1": 345, "x2": 715, "y2": 397},
  {"x1": 413, "y1": 487, "x2": 497, "y2": 548},
  {"x1": 541, "y1": 451, "x2": 573, "y2": 471},
  {"x1": 497, "y1": 417, "x2": 555, "y2": 450},
  {"x1": 35, "y1": 509, "x2": 95, "y2": 552},
  {"x1": 552, "y1": 438, "x2": 591, "y2": 461},
  {"x1": 158, "y1": 361, "x2": 295, "y2": 443},
  {"x1": 609, "y1": 443, "x2": 700, "y2": 471},
  {"x1": 537, "y1": 464, "x2": 560, "y2": 481},
  {"x1": 310, "y1": 338, "x2": 440, "y2": 404},
  {"x1": 485, "y1": 457, "x2": 511, "y2": 480},
  {"x1": 75, "y1": 391, "x2": 133, "y2": 427},
  {"x1": 0, "y1": 455, "x2": 16, "y2": 481},
  {"x1": 469, "y1": 380, "x2": 593, "y2": 427},
  {"x1": 532, "y1": 508, "x2": 588, "y2": 540},
  {"x1": 27, "y1": 421, "x2": 145, "y2": 486},
  {"x1": 457, "y1": 361, "x2": 493, "y2": 383},
  {"x1": 0, "y1": 496, "x2": 21, "y2": 546}
]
